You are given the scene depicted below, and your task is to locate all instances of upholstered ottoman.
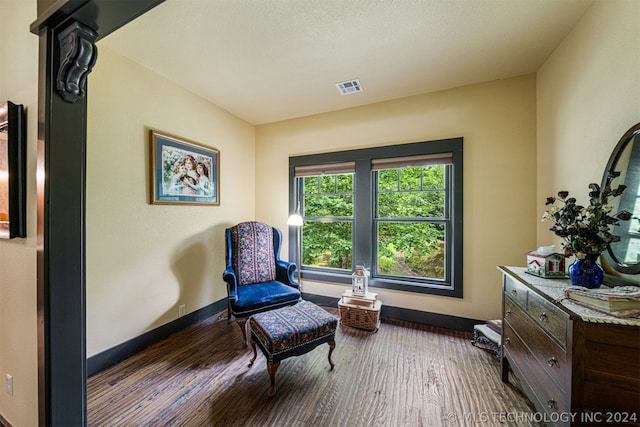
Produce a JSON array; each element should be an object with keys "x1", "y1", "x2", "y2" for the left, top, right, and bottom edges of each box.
[{"x1": 248, "y1": 300, "x2": 338, "y2": 396}]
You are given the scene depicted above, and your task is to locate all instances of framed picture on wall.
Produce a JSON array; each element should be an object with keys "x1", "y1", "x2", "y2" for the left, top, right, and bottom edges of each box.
[
  {"x1": 0, "y1": 101, "x2": 26, "y2": 239},
  {"x1": 150, "y1": 129, "x2": 220, "y2": 205}
]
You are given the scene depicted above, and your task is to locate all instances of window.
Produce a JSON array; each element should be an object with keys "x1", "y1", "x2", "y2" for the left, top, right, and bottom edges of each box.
[
  {"x1": 289, "y1": 138, "x2": 463, "y2": 297},
  {"x1": 302, "y1": 171, "x2": 354, "y2": 270}
]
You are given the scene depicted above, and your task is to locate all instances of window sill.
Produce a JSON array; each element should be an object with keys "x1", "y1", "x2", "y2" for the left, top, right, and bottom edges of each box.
[{"x1": 302, "y1": 270, "x2": 462, "y2": 298}]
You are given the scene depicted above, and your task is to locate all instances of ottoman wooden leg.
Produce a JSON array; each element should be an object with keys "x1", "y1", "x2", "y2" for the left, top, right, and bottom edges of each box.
[
  {"x1": 248, "y1": 337, "x2": 257, "y2": 368},
  {"x1": 267, "y1": 362, "x2": 280, "y2": 397},
  {"x1": 328, "y1": 340, "x2": 336, "y2": 371}
]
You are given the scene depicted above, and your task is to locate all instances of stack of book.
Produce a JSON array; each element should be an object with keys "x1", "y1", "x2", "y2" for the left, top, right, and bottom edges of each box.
[{"x1": 564, "y1": 285, "x2": 640, "y2": 318}]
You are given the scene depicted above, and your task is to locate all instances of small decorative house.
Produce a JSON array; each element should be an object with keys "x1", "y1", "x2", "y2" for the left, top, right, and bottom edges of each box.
[{"x1": 526, "y1": 250, "x2": 566, "y2": 278}]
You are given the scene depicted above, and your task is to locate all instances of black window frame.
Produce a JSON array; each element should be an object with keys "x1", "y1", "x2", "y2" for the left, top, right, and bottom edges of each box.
[{"x1": 289, "y1": 137, "x2": 463, "y2": 297}]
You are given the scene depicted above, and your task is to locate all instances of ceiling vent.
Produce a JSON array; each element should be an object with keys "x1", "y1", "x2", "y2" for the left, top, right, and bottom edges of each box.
[{"x1": 336, "y1": 79, "x2": 363, "y2": 95}]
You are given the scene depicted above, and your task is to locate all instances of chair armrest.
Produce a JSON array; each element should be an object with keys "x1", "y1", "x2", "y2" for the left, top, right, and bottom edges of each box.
[
  {"x1": 223, "y1": 267, "x2": 238, "y2": 301},
  {"x1": 276, "y1": 260, "x2": 299, "y2": 289}
]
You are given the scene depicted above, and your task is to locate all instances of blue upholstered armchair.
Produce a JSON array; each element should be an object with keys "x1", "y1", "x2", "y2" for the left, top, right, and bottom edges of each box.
[{"x1": 223, "y1": 221, "x2": 301, "y2": 346}]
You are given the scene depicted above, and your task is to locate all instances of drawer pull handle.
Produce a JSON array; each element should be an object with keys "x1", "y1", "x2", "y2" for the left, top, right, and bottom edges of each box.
[
  {"x1": 547, "y1": 357, "x2": 558, "y2": 367},
  {"x1": 539, "y1": 312, "x2": 547, "y2": 321},
  {"x1": 547, "y1": 399, "x2": 556, "y2": 409},
  {"x1": 505, "y1": 309, "x2": 511, "y2": 316},
  {"x1": 511, "y1": 289, "x2": 518, "y2": 295},
  {"x1": 504, "y1": 337, "x2": 510, "y2": 345}
]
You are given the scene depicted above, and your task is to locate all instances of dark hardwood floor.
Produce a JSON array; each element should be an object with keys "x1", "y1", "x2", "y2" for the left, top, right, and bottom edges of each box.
[{"x1": 87, "y1": 307, "x2": 540, "y2": 426}]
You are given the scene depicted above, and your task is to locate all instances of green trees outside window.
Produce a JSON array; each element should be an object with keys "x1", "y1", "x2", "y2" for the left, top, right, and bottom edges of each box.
[
  {"x1": 301, "y1": 165, "x2": 447, "y2": 280},
  {"x1": 377, "y1": 165, "x2": 447, "y2": 280},
  {"x1": 302, "y1": 174, "x2": 353, "y2": 269}
]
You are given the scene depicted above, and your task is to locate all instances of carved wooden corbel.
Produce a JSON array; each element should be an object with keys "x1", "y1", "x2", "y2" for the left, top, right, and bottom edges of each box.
[{"x1": 56, "y1": 22, "x2": 98, "y2": 103}]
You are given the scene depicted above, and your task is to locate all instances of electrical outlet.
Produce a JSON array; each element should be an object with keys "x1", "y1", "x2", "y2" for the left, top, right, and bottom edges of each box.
[
  {"x1": 179, "y1": 304, "x2": 186, "y2": 317},
  {"x1": 6, "y1": 374, "x2": 13, "y2": 396}
]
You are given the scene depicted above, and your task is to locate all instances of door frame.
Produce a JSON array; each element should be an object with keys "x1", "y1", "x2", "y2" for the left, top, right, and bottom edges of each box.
[{"x1": 31, "y1": 1, "x2": 164, "y2": 425}]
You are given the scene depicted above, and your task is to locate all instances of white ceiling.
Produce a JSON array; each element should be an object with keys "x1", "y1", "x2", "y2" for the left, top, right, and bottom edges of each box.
[{"x1": 99, "y1": 0, "x2": 594, "y2": 125}]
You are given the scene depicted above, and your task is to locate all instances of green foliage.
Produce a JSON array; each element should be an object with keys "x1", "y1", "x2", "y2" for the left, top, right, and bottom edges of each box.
[
  {"x1": 376, "y1": 242, "x2": 445, "y2": 279},
  {"x1": 378, "y1": 166, "x2": 445, "y2": 218},
  {"x1": 302, "y1": 221, "x2": 352, "y2": 269},
  {"x1": 300, "y1": 166, "x2": 448, "y2": 279},
  {"x1": 378, "y1": 192, "x2": 444, "y2": 217},
  {"x1": 377, "y1": 255, "x2": 395, "y2": 272},
  {"x1": 378, "y1": 169, "x2": 398, "y2": 191},
  {"x1": 406, "y1": 246, "x2": 445, "y2": 279},
  {"x1": 379, "y1": 166, "x2": 445, "y2": 192},
  {"x1": 305, "y1": 194, "x2": 352, "y2": 216},
  {"x1": 377, "y1": 223, "x2": 445, "y2": 278},
  {"x1": 304, "y1": 175, "x2": 353, "y2": 217}
]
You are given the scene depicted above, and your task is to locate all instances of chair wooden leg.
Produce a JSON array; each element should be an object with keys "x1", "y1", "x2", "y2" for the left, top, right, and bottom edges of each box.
[{"x1": 236, "y1": 318, "x2": 248, "y2": 347}]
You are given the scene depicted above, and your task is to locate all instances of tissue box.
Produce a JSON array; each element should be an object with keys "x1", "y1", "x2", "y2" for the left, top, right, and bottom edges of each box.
[{"x1": 526, "y1": 251, "x2": 567, "y2": 278}]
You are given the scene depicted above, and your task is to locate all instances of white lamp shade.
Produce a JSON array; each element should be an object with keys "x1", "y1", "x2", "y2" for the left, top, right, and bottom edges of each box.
[{"x1": 287, "y1": 213, "x2": 303, "y2": 226}]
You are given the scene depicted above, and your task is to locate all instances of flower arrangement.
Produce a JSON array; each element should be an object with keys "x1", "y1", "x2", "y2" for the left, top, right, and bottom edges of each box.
[{"x1": 542, "y1": 173, "x2": 632, "y2": 257}]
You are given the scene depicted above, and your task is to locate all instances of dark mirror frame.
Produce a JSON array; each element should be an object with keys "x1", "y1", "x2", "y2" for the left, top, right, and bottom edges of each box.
[
  {"x1": 0, "y1": 101, "x2": 27, "y2": 239},
  {"x1": 602, "y1": 122, "x2": 640, "y2": 275}
]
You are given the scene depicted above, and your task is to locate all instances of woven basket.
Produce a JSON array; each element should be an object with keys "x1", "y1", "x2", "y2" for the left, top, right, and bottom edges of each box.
[{"x1": 338, "y1": 298, "x2": 381, "y2": 332}]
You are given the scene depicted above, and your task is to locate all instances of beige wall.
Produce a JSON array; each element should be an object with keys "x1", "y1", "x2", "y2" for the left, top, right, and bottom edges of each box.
[
  {"x1": 537, "y1": 0, "x2": 640, "y2": 278},
  {"x1": 86, "y1": 46, "x2": 255, "y2": 357},
  {"x1": 0, "y1": 1, "x2": 39, "y2": 426},
  {"x1": 255, "y1": 75, "x2": 538, "y2": 321},
  {"x1": 1, "y1": 1, "x2": 638, "y2": 425}
]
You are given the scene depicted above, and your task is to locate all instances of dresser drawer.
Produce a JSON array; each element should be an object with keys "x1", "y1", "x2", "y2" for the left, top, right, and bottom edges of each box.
[
  {"x1": 503, "y1": 275, "x2": 528, "y2": 309},
  {"x1": 527, "y1": 288, "x2": 569, "y2": 347},
  {"x1": 504, "y1": 298, "x2": 569, "y2": 389},
  {"x1": 503, "y1": 323, "x2": 569, "y2": 421},
  {"x1": 499, "y1": 266, "x2": 640, "y2": 425}
]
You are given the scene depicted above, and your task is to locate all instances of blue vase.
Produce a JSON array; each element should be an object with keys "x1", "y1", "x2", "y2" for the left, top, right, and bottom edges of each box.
[{"x1": 568, "y1": 254, "x2": 604, "y2": 289}]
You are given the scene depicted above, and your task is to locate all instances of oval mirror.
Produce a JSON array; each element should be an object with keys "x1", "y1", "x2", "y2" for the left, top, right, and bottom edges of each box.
[{"x1": 602, "y1": 122, "x2": 640, "y2": 274}]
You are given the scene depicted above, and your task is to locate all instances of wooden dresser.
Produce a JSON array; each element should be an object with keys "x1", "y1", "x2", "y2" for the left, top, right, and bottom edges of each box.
[{"x1": 499, "y1": 266, "x2": 640, "y2": 426}]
